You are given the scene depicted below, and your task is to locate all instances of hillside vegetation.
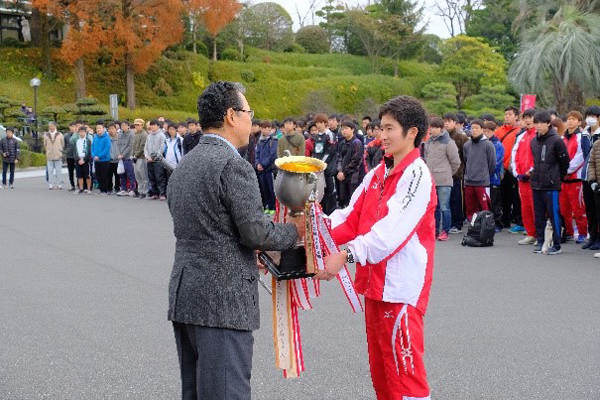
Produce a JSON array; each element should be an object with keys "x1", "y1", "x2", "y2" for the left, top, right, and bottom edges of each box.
[{"x1": 0, "y1": 46, "x2": 439, "y2": 122}]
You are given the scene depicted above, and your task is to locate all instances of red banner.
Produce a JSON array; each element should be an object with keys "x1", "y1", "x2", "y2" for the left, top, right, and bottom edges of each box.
[{"x1": 520, "y1": 94, "x2": 537, "y2": 114}]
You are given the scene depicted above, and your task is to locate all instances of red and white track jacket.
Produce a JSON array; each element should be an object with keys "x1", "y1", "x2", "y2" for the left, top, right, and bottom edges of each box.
[
  {"x1": 563, "y1": 129, "x2": 585, "y2": 181},
  {"x1": 329, "y1": 148, "x2": 436, "y2": 315},
  {"x1": 511, "y1": 127, "x2": 536, "y2": 177}
]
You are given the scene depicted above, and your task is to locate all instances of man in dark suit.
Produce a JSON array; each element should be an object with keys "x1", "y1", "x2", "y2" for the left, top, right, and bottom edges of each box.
[{"x1": 166, "y1": 81, "x2": 302, "y2": 400}]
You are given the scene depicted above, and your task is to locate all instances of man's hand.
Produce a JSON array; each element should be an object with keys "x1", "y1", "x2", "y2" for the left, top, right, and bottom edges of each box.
[
  {"x1": 257, "y1": 164, "x2": 264, "y2": 172},
  {"x1": 78, "y1": 159, "x2": 84, "y2": 165},
  {"x1": 118, "y1": 154, "x2": 123, "y2": 160},
  {"x1": 337, "y1": 172, "x2": 345, "y2": 181},
  {"x1": 315, "y1": 251, "x2": 347, "y2": 281},
  {"x1": 287, "y1": 214, "x2": 305, "y2": 239},
  {"x1": 147, "y1": 157, "x2": 153, "y2": 162},
  {"x1": 255, "y1": 250, "x2": 266, "y2": 270},
  {"x1": 592, "y1": 181, "x2": 599, "y2": 192},
  {"x1": 14, "y1": 159, "x2": 18, "y2": 164},
  {"x1": 94, "y1": 156, "x2": 99, "y2": 161}
]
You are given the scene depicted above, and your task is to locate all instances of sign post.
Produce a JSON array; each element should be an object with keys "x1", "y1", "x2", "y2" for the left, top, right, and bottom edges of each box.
[{"x1": 109, "y1": 94, "x2": 119, "y2": 121}]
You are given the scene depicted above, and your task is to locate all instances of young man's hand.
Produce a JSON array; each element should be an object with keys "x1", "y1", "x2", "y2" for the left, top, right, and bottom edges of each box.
[
  {"x1": 337, "y1": 172, "x2": 345, "y2": 181},
  {"x1": 94, "y1": 156, "x2": 99, "y2": 161},
  {"x1": 14, "y1": 159, "x2": 18, "y2": 164},
  {"x1": 257, "y1": 164, "x2": 264, "y2": 172},
  {"x1": 315, "y1": 251, "x2": 347, "y2": 281},
  {"x1": 118, "y1": 155, "x2": 123, "y2": 160},
  {"x1": 78, "y1": 159, "x2": 84, "y2": 165}
]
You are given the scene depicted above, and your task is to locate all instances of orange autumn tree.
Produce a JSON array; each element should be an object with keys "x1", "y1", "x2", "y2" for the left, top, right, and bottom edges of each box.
[
  {"x1": 101, "y1": 0, "x2": 185, "y2": 109},
  {"x1": 31, "y1": 0, "x2": 105, "y2": 99},
  {"x1": 187, "y1": 0, "x2": 241, "y2": 60}
]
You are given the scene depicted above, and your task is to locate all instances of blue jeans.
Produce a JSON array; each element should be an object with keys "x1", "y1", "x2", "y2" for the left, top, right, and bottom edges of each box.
[{"x1": 435, "y1": 186, "x2": 452, "y2": 234}]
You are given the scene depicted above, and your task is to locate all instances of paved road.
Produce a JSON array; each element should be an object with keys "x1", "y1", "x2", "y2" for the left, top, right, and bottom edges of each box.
[{"x1": 1, "y1": 176, "x2": 599, "y2": 399}]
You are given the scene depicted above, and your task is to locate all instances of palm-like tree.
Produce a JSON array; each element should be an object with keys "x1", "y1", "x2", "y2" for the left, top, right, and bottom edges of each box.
[{"x1": 510, "y1": 3, "x2": 600, "y2": 113}]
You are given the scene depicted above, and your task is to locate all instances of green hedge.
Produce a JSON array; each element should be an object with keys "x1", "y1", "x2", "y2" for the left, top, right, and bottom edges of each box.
[{"x1": 17, "y1": 149, "x2": 46, "y2": 168}]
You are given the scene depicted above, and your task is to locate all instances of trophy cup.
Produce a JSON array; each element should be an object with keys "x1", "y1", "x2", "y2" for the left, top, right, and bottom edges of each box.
[{"x1": 259, "y1": 152, "x2": 326, "y2": 280}]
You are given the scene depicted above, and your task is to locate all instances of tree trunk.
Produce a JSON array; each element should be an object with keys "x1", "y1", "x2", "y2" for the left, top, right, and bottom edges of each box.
[
  {"x1": 74, "y1": 58, "x2": 86, "y2": 100},
  {"x1": 40, "y1": 12, "x2": 52, "y2": 77},
  {"x1": 31, "y1": 8, "x2": 42, "y2": 46},
  {"x1": 554, "y1": 80, "x2": 585, "y2": 115},
  {"x1": 126, "y1": 53, "x2": 136, "y2": 110},
  {"x1": 456, "y1": 93, "x2": 463, "y2": 109},
  {"x1": 192, "y1": 30, "x2": 197, "y2": 54},
  {"x1": 190, "y1": 12, "x2": 197, "y2": 54},
  {"x1": 212, "y1": 37, "x2": 217, "y2": 61},
  {"x1": 394, "y1": 59, "x2": 398, "y2": 78}
]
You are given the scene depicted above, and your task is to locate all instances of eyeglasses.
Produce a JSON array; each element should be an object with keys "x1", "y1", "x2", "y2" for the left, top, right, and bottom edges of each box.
[{"x1": 234, "y1": 108, "x2": 254, "y2": 119}]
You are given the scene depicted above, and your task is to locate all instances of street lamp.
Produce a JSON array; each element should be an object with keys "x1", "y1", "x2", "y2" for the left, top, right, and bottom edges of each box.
[{"x1": 30, "y1": 77, "x2": 41, "y2": 152}]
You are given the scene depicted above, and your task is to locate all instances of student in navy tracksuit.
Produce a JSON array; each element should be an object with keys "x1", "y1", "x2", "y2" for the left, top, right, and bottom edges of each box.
[
  {"x1": 255, "y1": 120, "x2": 278, "y2": 213},
  {"x1": 484, "y1": 121, "x2": 505, "y2": 231}
]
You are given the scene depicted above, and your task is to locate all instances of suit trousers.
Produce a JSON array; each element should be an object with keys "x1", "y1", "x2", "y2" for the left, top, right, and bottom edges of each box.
[
  {"x1": 172, "y1": 322, "x2": 253, "y2": 400},
  {"x1": 94, "y1": 161, "x2": 110, "y2": 193}
]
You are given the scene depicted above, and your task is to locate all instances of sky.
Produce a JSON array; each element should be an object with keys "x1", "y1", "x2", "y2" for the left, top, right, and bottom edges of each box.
[{"x1": 256, "y1": 0, "x2": 451, "y2": 39}]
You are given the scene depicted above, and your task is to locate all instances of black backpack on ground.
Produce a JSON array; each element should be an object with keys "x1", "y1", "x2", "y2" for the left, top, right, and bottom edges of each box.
[{"x1": 461, "y1": 211, "x2": 495, "y2": 247}]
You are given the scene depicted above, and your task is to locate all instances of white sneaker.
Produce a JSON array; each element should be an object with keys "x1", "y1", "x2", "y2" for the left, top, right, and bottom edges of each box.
[
  {"x1": 116, "y1": 190, "x2": 125, "y2": 196},
  {"x1": 0, "y1": 185, "x2": 4, "y2": 189},
  {"x1": 57, "y1": 185, "x2": 63, "y2": 190},
  {"x1": 128, "y1": 190, "x2": 136, "y2": 197},
  {"x1": 594, "y1": 252, "x2": 600, "y2": 258},
  {"x1": 518, "y1": 236, "x2": 537, "y2": 245},
  {"x1": 49, "y1": 184, "x2": 53, "y2": 190}
]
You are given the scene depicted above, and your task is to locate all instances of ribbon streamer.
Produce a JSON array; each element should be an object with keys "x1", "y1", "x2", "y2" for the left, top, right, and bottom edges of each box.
[{"x1": 271, "y1": 200, "x2": 362, "y2": 378}]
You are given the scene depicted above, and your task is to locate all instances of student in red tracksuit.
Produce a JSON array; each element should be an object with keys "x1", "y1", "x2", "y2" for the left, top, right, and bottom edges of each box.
[
  {"x1": 560, "y1": 110, "x2": 590, "y2": 243},
  {"x1": 321, "y1": 96, "x2": 435, "y2": 400},
  {"x1": 511, "y1": 109, "x2": 538, "y2": 245}
]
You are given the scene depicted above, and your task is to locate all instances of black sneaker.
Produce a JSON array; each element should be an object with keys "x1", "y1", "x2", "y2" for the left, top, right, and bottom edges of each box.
[
  {"x1": 533, "y1": 243, "x2": 543, "y2": 253},
  {"x1": 139, "y1": 194, "x2": 146, "y2": 200},
  {"x1": 590, "y1": 241, "x2": 600, "y2": 251},
  {"x1": 582, "y1": 241, "x2": 594, "y2": 250},
  {"x1": 546, "y1": 245, "x2": 562, "y2": 255}
]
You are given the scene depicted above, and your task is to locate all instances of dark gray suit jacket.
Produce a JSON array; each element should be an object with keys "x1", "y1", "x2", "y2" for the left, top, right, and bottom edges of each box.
[{"x1": 167, "y1": 135, "x2": 297, "y2": 331}]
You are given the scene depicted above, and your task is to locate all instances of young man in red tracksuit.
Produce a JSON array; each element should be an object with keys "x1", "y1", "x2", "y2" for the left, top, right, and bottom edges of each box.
[
  {"x1": 511, "y1": 109, "x2": 538, "y2": 245},
  {"x1": 560, "y1": 110, "x2": 590, "y2": 243},
  {"x1": 322, "y1": 95, "x2": 435, "y2": 400}
]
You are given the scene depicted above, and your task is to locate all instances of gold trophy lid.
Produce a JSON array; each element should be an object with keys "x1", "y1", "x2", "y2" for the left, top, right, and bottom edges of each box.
[{"x1": 275, "y1": 155, "x2": 327, "y2": 173}]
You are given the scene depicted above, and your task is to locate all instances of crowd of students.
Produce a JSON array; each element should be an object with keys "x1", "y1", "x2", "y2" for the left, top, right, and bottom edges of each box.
[
  {"x1": 242, "y1": 106, "x2": 600, "y2": 257},
  {"x1": 25, "y1": 117, "x2": 201, "y2": 199},
  {"x1": 4, "y1": 105, "x2": 600, "y2": 258}
]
